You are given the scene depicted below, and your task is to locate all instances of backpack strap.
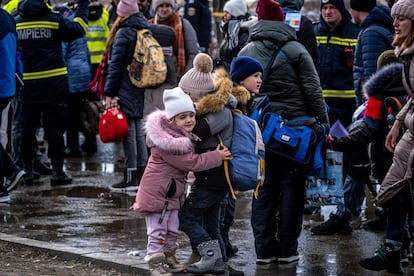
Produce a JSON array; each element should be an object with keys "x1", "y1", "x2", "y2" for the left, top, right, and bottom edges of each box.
[{"x1": 218, "y1": 136, "x2": 237, "y2": 200}]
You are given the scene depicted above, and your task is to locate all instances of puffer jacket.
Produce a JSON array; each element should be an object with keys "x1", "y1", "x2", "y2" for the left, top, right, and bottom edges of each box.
[
  {"x1": 191, "y1": 73, "x2": 235, "y2": 191},
  {"x1": 54, "y1": 4, "x2": 92, "y2": 94},
  {"x1": 104, "y1": 13, "x2": 150, "y2": 119},
  {"x1": 333, "y1": 63, "x2": 406, "y2": 182},
  {"x1": 0, "y1": 8, "x2": 22, "y2": 99},
  {"x1": 15, "y1": 0, "x2": 89, "y2": 104},
  {"x1": 133, "y1": 110, "x2": 223, "y2": 215},
  {"x1": 353, "y1": 6, "x2": 394, "y2": 105},
  {"x1": 239, "y1": 20, "x2": 328, "y2": 123},
  {"x1": 374, "y1": 43, "x2": 414, "y2": 206}
]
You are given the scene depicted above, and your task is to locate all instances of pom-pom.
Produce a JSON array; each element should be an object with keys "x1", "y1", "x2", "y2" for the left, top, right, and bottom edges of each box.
[{"x1": 193, "y1": 53, "x2": 213, "y2": 74}]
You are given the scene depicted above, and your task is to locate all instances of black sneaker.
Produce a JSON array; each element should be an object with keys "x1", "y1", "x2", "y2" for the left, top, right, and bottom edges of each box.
[
  {"x1": 6, "y1": 169, "x2": 26, "y2": 192},
  {"x1": 226, "y1": 264, "x2": 244, "y2": 276},
  {"x1": 311, "y1": 214, "x2": 352, "y2": 235},
  {"x1": 24, "y1": 171, "x2": 35, "y2": 186},
  {"x1": 34, "y1": 159, "x2": 52, "y2": 175},
  {"x1": 50, "y1": 172, "x2": 72, "y2": 185},
  {"x1": 64, "y1": 147, "x2": 83, "y2": 158},
  {"x1": 359, "y1": 243, "x2": 403, "y2": 274},
  {"x1": 278, "y1": 252, "x2": 299, "y2": 264},
  {"x1": 109, "y1": 180, "x2": 138, "y2": 191},
  {"x1": 226, "y1": 244, "x2": 239, "y2": 257},
  {"x1": 362, "y1": 217, "x2": 386, "y2": 231}
]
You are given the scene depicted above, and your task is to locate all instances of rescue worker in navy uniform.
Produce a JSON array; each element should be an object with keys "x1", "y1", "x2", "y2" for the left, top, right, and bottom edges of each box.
[
  {"x1": 184, "y1": 0, "x2": 211, "y2": 53},
  {"x1": 15, "y1": 0, "x2": 89, "y2": 185}
]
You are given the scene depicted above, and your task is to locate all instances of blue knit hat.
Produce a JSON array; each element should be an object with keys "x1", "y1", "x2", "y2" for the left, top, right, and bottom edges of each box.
[{"x1": 230, "y1": 56, "x2": 264, "y2": 83}]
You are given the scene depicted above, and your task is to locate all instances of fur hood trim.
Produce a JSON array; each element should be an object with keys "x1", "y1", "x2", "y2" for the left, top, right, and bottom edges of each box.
[
  {"x1": 363, "y1": 63, "x2": 403, "y2": 97},
  {"x1": 214, "y1": 68, "x2": 251, "y2": 106},
  {"x1": 144, "y1": 110, "x2": 197, "y2": 154},
  {"x1": 241, "y1": 16, "x2": 258, "y2": 30},
  {"x1": 195, "y1": 70, "x2": 233, "y2": 116}
]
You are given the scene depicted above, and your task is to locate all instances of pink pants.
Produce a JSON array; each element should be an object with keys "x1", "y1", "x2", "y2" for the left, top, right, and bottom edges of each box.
[{"x1": 145, "y1": 210, "x2": 180, "y2": 255}]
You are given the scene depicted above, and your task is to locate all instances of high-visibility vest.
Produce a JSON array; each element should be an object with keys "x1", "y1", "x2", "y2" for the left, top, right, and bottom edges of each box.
[{"x1": 86, "y1": 8, "x2": 109, "y2": 65}]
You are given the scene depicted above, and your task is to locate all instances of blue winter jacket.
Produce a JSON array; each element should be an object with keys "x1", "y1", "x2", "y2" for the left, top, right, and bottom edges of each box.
[
  {"x1": 353, "y1": 6, "x2": 394, "y2": 105},
  {"x1": 55, "y1": 4, "x2": 92, "y2": 94},
  {"x1": 0, "y1": 9, "x2": 23, "y2": 99}
]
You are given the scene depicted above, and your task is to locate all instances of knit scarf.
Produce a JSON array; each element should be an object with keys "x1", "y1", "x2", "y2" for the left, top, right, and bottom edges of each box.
[{"x1": 150, "y1": 12, "x2": 186, "y2": 78}]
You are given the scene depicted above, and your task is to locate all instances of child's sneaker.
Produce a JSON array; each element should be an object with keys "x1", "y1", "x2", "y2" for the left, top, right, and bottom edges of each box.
[{"x1": 0, "y1": 191, "x2": 11, "y2": 203}]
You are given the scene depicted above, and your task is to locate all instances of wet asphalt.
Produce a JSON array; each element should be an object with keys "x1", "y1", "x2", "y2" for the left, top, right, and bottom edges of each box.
[{"x1": 1, "y1": 139, "x2": 414, "y2": 275}]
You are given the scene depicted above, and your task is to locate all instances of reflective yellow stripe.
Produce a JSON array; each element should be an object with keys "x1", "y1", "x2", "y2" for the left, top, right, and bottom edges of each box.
[
  {"x1": 73, "y1": 17, "x2": 88, "y2": 32},
  {"x1": 316, "y1": 36, "x2": 357, "y2": 47},
  {"x1": 16, "y1": 21, "x2": 59, "y2": 30},
  {"x1": 323, "y1": 89, "x2": 355, "y2": 98},
  {"x1": 23, "y1": 67, "x2": 67, "y2": 80}
]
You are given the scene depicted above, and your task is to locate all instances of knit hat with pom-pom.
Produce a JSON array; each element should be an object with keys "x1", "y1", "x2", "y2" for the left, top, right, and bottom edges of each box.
[{"x1": 179, "y1": 53, "x2": 215, "y2": 102}]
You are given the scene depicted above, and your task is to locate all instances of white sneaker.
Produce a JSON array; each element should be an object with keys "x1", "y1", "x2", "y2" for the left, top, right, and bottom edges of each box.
[
  {"x1": 0, "y1": 193, "x2": 11, "y2": 203},
  {"x1": 256, "y1": 256, "x2": 277, "y2": 264},
  {"x1": 278, "y1": 253, "x2": 299, "y2": 264}
]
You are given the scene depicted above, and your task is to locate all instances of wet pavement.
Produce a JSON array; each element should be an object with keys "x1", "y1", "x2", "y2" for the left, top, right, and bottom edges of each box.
[{"x1": 1, "y1": 140, "x2": 414, "y2": 275}]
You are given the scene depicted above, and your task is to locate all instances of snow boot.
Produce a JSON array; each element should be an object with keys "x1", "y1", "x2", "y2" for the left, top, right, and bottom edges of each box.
[
  {"x1": 144, "y1": 253, "x2": 172, "y2": 276},
  {"x1": 186, "y1": 240, "x2": 225, "y2": 275},
  {"x1": 164, "y1": 244, "x2": 185, "y2": 272}
]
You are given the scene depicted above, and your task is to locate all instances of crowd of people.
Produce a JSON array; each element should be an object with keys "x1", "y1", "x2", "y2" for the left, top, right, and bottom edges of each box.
[{"x1": 1, "y1": 0, "x2": 414, "y2": 275}]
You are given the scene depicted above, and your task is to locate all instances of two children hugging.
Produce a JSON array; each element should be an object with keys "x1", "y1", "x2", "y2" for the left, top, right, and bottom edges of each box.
[{"x1": 132, "y1": 87, "x2": 232, "y2": 275}]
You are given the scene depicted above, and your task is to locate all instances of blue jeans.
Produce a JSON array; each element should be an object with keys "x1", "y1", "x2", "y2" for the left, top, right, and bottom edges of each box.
[
  {"x1": 336, "y1": 175, "x2": 366, "y2": 219},
  {"x1": 179, "y1": 185, "x2": 227, "y2": 256},
  {"x1": 384, "y1": 185, "x2": 410, "y2": 247},
  {"x1": 123, "y1": 117, "x2": 147, "y2": 168}
]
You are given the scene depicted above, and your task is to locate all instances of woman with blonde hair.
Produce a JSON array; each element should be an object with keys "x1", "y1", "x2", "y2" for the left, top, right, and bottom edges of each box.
[
  {"x1": 359, "y1": 0, "x2": 414, "y2": 273},
  {"x1": 104, "y1": 0, "x2": 150, "y2": 191}
]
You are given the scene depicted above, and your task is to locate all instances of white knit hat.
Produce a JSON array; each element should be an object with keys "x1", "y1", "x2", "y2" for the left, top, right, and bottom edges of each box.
[
  {"x1": 163, "y1": 87, "x2": 195, "y2": 119},
  {"x1": 223, "y1": 0, "x2": 247, "y2": 17}
]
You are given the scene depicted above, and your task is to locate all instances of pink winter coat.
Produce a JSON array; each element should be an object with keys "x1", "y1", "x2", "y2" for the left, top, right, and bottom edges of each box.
[{"x1": 133, "y1": 110, "x2": 223, "y2": 215}]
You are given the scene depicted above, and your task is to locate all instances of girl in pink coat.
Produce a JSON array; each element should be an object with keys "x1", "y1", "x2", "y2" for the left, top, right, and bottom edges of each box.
[{"x1": 133, "y1": 87, "x2": 232, "y2": 275}]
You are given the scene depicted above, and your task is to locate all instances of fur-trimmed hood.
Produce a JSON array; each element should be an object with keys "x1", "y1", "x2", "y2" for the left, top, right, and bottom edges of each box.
[
  {"x1": 195, "y1": 69, "x2": 235, "y2": 116},
  {"x1": 144, "y1": 110, "x2": 199, "y2": 154},
  {"x1": 363, "y1": 63, "x2": 403, "y2": 98}
]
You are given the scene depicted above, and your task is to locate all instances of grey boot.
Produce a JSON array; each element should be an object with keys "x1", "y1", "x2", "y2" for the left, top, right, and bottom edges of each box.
[
  {"x1": 186, "y1": 240, "x2": 225, "y2": 275},
  {"x1": 144, "y1": 253, "x2": 172, "y2": 276},
  {"x1": 164, "y1": 244, "x2": 186, "y2": 272}
]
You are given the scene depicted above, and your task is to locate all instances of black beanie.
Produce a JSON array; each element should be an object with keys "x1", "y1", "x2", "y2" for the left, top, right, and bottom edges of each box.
[
  {"x1": 350, "y1": 0, "x2": 376, "y2": 12},
  {"x1": 320, "y1": 0, "x2": 347, "y2": 16}
]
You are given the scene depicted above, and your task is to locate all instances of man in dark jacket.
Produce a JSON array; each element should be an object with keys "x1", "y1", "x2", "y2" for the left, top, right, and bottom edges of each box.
[
  {"x1": 276, "y1": 0, "x2": 319, "y2": 68},
  {"x1": 239, "y1": 0, "x2": 329, "y2": 265},
  {"x1": 15, "y1": 0, "x2": 89, "y2": 186},
  {"x1": 184, "y1": 0, "x2": 211, "y2": 53}
]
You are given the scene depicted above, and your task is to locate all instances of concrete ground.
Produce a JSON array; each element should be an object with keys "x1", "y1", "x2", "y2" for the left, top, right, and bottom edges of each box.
[{"x1": 1, "y1": 140, "x2": 414, "y2": 275}]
